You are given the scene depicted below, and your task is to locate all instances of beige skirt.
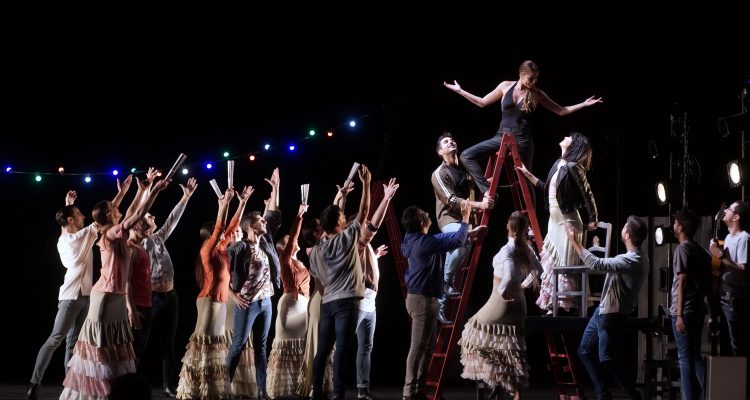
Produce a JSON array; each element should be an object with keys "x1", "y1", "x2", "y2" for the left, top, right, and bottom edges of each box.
[{"x1": 176, "y1": 297, "x2": 229, "y2": 400}]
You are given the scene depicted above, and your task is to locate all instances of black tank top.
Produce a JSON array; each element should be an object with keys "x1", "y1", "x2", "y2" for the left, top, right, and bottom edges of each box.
[{"x1": 498, "y1": 81, "x2": 531, "y2": 133}]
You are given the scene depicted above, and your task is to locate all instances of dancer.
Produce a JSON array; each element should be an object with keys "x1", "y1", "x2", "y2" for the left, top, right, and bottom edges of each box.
[
  {"x1": 517, "y1": 132, "x2": 597, "y2": 314},
  {"x1": 226, "y1": 168, "x2": 282, "y2": 400},
  {"x1": 309, "y1": 170, "x2": 398, "y2": 400},
  {"x1": 267, "y1": 203, "x2": 312, "y2": 398},
  {"x1": 60, "y1": 169, "x2": 169, "y2": 399},
  {"x1": 27, "y1": 177, "x2": 132, "y2": 400},
  {"x1": 444, "y1": 60, "x2": 602, "y2": 197},
  {"x1": 459, "y1": 211, "x2": 542, "y2": 400},
  {"x1": 176, "y1": 186, "x2": 253, "y2": 400},
  {"x1": 133, "y1": 176, "x2": 197, "y2": 396},
  {"x1": 568, "y1": 216, "x2": 649, "y2": 400},
  {"x1": 432, "y1": 132, "x2": 494, "y2": 324},
  {"x1": 400, "y1": 201, "x2": 474, "y2": 400}
]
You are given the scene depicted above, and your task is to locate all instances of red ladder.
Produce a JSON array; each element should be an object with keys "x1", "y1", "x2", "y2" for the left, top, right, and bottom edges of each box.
[
  {"x1": 370, "y1": 180, "x2": 409, "y2": 299},
  {"x1": 380, "y1": 134, "x2": 543, "y2": 399}
]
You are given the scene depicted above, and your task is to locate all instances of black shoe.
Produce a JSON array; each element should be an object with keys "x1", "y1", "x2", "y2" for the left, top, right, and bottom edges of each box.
[
  {"x1": 163, "y1": 385, "x2": 177, "y2": 397},
  {"x1": 358, "y1": 388, "x2": 375, "y2": 400},
  {"x1": 444, "y1": 281, "x2": 461, "y2": 297},
  {"x1": 258, "y1": 389, "x2": 273, "y2": 400},
  {"x1": 26, "y1": 383, "x2": 39, "y2": 400},
  {"x1": 438, "y1": 309, "x2": 453, "y2": 325}
]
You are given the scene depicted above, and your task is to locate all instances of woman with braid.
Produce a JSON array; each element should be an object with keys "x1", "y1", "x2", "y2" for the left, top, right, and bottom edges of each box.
[{"x1": 458, "y1": 211, "x2": 542, "y2": 400}]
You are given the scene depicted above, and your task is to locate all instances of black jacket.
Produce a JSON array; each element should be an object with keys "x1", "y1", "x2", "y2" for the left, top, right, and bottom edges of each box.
[{"x1": 535, "y1": 160, "x2": 597, "y2": 222}]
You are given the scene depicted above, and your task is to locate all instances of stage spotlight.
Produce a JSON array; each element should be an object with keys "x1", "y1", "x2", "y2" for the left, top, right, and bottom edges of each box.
[
  {"x1": 656, "y1": 181, "x2": 668, "y2": 205},
  {"x1": 654, "y1": 225, "x2": 677, "y2": 247},
  {"x1": 728, "y1": 159, "x2": 742, "y2": 188}
]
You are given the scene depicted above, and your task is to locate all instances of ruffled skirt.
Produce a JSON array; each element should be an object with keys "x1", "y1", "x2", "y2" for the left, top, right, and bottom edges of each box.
[
  {"x1": 176, "y1": 297, "x2": 228, "y2": 400},
  {"x1": 267, "y1": 294, "x2": 309, "y2": 398},
  {"x1": 60, "y1": 291, "x2": 136, "y2": 400},
  {"x1": 459, "y1": 286, "x2": 529, "y2": 393}
]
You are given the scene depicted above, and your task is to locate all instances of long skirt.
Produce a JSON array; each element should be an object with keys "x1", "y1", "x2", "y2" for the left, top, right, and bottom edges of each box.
[
  {"x1": 459, "y1": 282, "x2": 529, "y2": 393},
  {"x1": 536, "y1": 197, "x2": 584, "y2": 312},
  {"x1": 176, "y1": 297, "x2": 229, "y2": 400},
  {"x1": 60, "y1": 291, "x2": 136, "y2": 400},
  {"x1": 267, "y1": 293, "x2": 309, "y2": 398}
]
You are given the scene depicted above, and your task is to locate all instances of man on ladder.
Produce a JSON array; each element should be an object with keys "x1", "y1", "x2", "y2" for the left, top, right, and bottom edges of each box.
[{"x1": 431, "y1": 132, "x2": 494, "y2": 324}]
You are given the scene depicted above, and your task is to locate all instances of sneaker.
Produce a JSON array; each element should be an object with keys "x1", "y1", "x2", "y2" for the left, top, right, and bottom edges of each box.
[{"x1": 358, "y1": 387, "x2": 375, "y2": 400}]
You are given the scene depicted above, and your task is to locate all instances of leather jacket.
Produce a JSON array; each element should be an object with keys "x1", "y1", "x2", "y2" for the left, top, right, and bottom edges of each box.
[{"x1": 535, "y1": 160, "x2": 597, "y2": 222}]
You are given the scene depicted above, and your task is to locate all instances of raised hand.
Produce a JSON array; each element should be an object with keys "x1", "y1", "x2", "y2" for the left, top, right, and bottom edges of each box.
[
  {"x1": 336, "y1": 181, "x2": 355, "y2": 197},
  {"x1": 220, "y1": 187, "x2": 235, "y2": 204},
  {"x1": 265, "y1": 167, "x2": 280, "y2": 189},
  {"x1": 180, "y1": 177, "x2": 198, "y2": 197},
  {"x1": 383, "y1": 178, "x2": 399, "y2": 200},
  {"x1": 117, "y1": 174, "x2": 133, "y2": 193},
  {"x1": 65, "y1": 190, "x2": 77, "y2": 206},
  {"x1": 583, "y1": 96, "x2": 603, "y2": 106},
  {"x1": 238, "y1": 186, "x2": 254, "y2": 202},
  {"x1": 443, "y1": 80, "x2": 462, "y2": 93},
  {"x1": 358, "y1": 164, "x2": 371, "y2": 184},
  {"x1": 298, "y1": 203, "x2": 309, "y2": 217}
]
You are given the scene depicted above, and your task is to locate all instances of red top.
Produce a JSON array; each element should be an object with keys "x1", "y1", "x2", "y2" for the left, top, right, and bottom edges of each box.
[
  {"x1": 280, "y1": 215, "x2": 311, "y2": 299},
  {"x1": 130, "y1": 243, "x2": 152, "y2": 307},
  {"x1": 197, "y1": 215, "x2": 240, "y2": 302}
]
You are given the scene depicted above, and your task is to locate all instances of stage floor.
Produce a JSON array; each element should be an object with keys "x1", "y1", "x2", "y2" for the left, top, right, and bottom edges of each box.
[{"x1": 1, "y1": 384, "x2": 639, "y2": 399}]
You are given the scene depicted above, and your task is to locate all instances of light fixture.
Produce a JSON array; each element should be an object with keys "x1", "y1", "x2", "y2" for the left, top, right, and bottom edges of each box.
[
  {"x1": 728, "y1": 159, "x2": 742, "y2": 188},
  {"x1": 654, "y1": 225, "x2": 677, "y2": 247},
  {"x1": 656, "y1": 181, "x2": 668, "y2": 205}
]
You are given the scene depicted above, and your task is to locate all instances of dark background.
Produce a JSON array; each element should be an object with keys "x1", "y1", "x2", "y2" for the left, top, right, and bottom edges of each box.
[{"x1": 3, "y1": 9, "x2": 750, "y2": 390}]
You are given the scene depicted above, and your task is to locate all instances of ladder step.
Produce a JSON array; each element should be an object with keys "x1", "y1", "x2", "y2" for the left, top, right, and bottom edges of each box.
[
  {"x1": 549, "y1": 353, "x2": 571, "y2": 358},
  {"x1": 440, "y1": 323, "x2": 455, "y2": 330},
  {"x1": 425, "y1": 381, "x2": 438, "y2": 388},
  {"x1": 432, "y1": 353, "x2": 447, "y2": 358}
]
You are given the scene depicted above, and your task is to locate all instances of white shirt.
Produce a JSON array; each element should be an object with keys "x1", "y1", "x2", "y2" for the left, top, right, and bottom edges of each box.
[
  {"x1": 57, "y1": 223, "x2": 98, "y2": 300},
  {"x1": 359, "y1": 288, "x2": 377, "y2": 313}
]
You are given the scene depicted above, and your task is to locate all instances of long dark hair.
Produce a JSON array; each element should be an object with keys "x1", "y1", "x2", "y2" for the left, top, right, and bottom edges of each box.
[
  {"x1": 508, "y1": 211, "x2": 539, "y2": 289},
  {"x1": 562, "y1": 132, "x2": 593, "y2": 170}
]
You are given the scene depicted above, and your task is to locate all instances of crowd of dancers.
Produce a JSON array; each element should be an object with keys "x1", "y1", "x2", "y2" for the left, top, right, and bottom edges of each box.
[{"x1": 26, "y1": 60, "x2": 750, "y2": 400}]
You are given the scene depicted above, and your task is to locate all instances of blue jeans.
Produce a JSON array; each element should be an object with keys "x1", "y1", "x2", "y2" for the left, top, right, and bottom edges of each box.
[
  {"x1": 312, "y1": 297, "x2": 359, "y2": 400},
  {"x1": 31, "y1": 296, "x2": 89, "y2": 384},
  {"x1": 151, "y1": 290, "x2": 179, "y2": 388},
  {"x1": 356, "y1": 309, "x2": 376, "y2": 388},
  {"x1": 577, "y1": 308, "x2": 640, "y2": 399},
  {"x1": 441, "y1": 222, "x2": 471, "y2": 286},
  {"x1": 227, "y1": 297, "x2": 272, "y2": 390},
  {"x1": 672, "y1": 313, "x2": 705, "y2": 400}
]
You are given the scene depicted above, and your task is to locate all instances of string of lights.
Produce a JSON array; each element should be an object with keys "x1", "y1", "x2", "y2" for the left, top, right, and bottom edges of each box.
[{"x1": 3, "y1": 106, "x2": 386, "y2": 184}]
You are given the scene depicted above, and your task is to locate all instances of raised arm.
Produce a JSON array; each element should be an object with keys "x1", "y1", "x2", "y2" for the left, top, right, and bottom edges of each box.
[
  {"x1": 355, "y1": 165, "x2": 372, "y2": 225},
  {"x1": 333, "y1": 181, "x2": 354, "y2": 209},
  {"x1": 111, "y1": 174, "x2": 133, "y2": 208},
  {"x1": 124, "y1": 168, "x2": 157, "y2": 222},
  {"x1": 263, "y1": 168, "x2": 280, "y2": 213},
  {"x1": 122, "y1": 177, "x2": 169, "y2": 231},
  {"x1": 223, "y1": 186, "x2": 254, "y2": 247},
  {"x1": 443, "y1": 80, "x2": 506, "y2": 108},
  {"x1": 516, "y1": 163, "x2": 544, "y2": 189},
  {"x1": 154, "y1": 177, "x2": 198, "y2": 241},
  {"x1": 369, "y1": 178, "x2": 399, "y2": 229},
  {"x1": 65, "y1": 190, "x2": 77, "y2": 206},
  {"x1": 537, "y1": 90, "x2": 603, "y2": 116},
  {"x1": 282, "y1": 204, "x2": 308, "y2": 263}
]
